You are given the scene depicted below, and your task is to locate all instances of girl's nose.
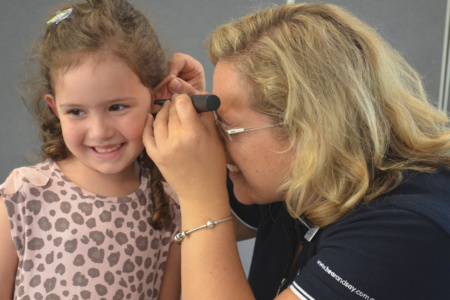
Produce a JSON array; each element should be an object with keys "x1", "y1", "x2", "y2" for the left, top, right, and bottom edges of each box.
[{"x1": 88, "y1": 115, "x2": 115, "y2": 140}]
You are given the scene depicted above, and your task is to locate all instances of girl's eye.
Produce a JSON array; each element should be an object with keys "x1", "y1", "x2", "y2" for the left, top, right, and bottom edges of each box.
[
  {"x1": 69, "y1": 109, "x2": 85, "y2": 116},
  {"x1": 110, "y1": 104, "x2": 127, "y2": 111}
]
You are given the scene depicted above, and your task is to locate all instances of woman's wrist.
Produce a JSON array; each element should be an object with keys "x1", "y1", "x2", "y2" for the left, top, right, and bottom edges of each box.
[
  {"x1": 174, "y1": 216, "x2": 233, "y2": 244},
  {"x1": 178, "y1": 191, "x2": 232, "y2": 226}
]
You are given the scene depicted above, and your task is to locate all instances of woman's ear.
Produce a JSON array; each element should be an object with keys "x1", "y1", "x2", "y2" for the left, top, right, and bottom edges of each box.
[{"x1": 44, "y1": 95, "x2": 59, "y2": 117}]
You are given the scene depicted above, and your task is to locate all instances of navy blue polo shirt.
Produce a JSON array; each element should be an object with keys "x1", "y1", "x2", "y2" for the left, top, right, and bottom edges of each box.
[{"x1": 229, "y1": 167, "x2": 450, "y2": 300}]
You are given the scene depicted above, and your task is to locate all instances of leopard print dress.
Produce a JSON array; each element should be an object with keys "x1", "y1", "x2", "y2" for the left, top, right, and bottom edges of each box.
[{"x1": 0, "y1": 160, "x2": 181, "y2": 300}]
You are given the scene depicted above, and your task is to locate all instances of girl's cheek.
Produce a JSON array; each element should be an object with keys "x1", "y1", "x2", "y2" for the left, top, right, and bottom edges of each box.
[
  {"x1": 125, "y1": 115, "x2": 148, "y2": 134},
  {"x1": 61, "y1": 122, "x2": 83, "y2": 142}
]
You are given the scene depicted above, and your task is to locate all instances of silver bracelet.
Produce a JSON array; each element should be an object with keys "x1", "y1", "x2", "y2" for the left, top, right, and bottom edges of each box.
[{"x1": 174, "y1": 216, "x2": 233, "y2": 244}]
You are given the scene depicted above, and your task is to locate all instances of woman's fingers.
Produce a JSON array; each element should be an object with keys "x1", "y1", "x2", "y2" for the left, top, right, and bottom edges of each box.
[
  {"x1": 168, "y1": 53, "x2": 206, "y2": 92},
  {"x1": 153, "y1": 100, "x2": 170, "y2": 141},
  {"x1": 172, "y1": 95, "x2": 204, "y2": 133},
  {"x1": 142, "y1": 113, "x2": 156, "y2": 155}
]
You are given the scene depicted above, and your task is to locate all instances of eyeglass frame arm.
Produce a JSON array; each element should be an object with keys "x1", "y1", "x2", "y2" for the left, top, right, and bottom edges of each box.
[{"x1": 226, "y1": 125, "x2": 277, "y2": 135}]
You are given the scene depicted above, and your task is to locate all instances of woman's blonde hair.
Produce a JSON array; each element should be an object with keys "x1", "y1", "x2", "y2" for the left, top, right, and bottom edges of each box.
[
  {"x1": 207, "y1": 3, "x2": 450, "y2": 227},
  {"x1": 22, "y1": 0, "x2": 172, "y2": 229}
]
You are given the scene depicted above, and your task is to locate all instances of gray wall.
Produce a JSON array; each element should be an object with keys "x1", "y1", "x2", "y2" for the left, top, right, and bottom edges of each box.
[{"x1": 1, "y1": 0, "x2": 448, "y2": 276}]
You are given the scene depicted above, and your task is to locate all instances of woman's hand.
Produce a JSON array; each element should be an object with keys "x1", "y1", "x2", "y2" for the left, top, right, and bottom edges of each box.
[
  {"x1": 168, "y1": 53, "x2": 206, "y2": 92},
  {"x1": 154, "y1": 53, "x2": 206, "y2": 101},
  {"x1": 144, "y1": 94, "x2": 227, "y2": 203}
]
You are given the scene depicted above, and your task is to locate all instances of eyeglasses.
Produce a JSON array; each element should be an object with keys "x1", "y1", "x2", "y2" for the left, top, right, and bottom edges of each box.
[{"x1": 213, "y1": 111, "x2": 278, "y2": 142}]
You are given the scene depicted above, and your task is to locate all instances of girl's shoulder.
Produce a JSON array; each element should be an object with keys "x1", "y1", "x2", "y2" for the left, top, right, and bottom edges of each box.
[{"x1": 0, "y1": 160, "x2": 56, "y2": 196}]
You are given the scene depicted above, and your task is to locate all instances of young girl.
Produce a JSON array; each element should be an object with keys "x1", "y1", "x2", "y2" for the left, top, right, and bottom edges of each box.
[{"x1": 0, "y1": 1, "x2": 181, "y2": 299}]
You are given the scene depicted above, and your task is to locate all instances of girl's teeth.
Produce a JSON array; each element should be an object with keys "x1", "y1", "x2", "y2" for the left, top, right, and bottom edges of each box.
[
  {"x1": 95, "y1": 144, "x2": 121, "y2": 153},
  {"x1": 227, "y1": 163, "x2": 240, "y2": 172}
]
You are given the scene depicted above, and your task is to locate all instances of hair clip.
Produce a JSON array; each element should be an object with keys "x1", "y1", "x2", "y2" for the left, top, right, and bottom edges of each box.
[{"x1": 47, "y1": 8, "x2": 73, "y2": 25}]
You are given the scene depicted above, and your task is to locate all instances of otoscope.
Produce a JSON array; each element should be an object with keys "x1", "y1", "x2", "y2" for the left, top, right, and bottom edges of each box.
[{"x1": 154, "y1": 94, "x2": 221, "y2": 112}]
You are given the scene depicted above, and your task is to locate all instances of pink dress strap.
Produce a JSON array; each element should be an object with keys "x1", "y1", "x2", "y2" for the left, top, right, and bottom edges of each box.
[{"x1": 3, "y1": 167, "x2": 49, "y2": 195}]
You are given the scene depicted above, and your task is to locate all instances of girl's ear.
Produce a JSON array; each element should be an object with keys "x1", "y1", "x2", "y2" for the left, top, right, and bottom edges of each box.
[
  {"x1": 44, "y1": 94, "x2": 59, "y2": 117},
  {"x1": 151, "y1": 75, "x2": 175, "y2": 114}
]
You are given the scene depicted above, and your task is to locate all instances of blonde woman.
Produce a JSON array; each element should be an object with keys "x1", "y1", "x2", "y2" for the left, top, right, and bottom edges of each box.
[{"x1": 146, "y1": 3, "x2": 450, "y2": 300}]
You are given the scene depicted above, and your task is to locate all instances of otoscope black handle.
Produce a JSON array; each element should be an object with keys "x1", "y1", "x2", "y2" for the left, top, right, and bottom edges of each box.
[{"x1": 154, "y1": 94, "x2": 221, "y2": 112}]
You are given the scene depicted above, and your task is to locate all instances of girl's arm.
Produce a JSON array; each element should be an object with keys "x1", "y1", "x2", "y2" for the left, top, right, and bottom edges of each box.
[
  {"x1": 158, "y1": 242, "x2": 181, "y2": 300},
  {"x1": 0, "y1": 195, "x2": 18, "y2": 299}
]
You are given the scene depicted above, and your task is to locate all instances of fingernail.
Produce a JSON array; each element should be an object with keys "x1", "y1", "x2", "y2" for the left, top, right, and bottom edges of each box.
[{"x1": 168, "y1": 78, "x2": 182, "y2": 93}]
